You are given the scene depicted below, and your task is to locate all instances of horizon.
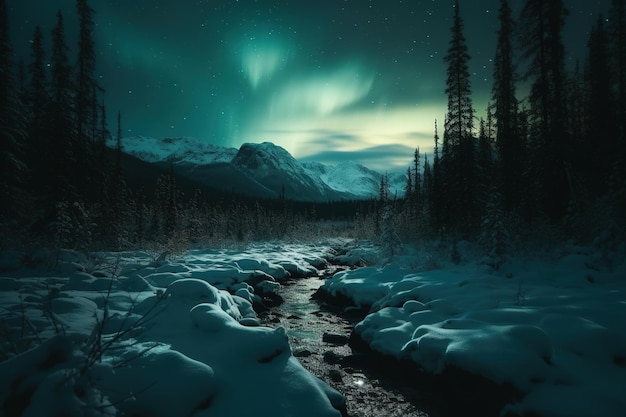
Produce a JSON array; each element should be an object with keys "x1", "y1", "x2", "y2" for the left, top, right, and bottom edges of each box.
[{"x1": 9, "y1": 0, "x2": 610, "y2": 172}]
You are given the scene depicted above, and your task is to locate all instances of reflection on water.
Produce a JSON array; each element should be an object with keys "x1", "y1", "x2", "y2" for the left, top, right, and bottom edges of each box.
[{"x1": 262, "y1": 276, "x2": 431, "y2": 417}]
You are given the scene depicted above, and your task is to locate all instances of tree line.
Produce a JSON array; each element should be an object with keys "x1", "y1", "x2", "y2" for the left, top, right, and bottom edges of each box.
[
  {"x1": 0, "y1": 0, "x2": 379, "y2": 251},
  {"x1": 398, "y1": 0, "x2": 626, "y2": 252}
]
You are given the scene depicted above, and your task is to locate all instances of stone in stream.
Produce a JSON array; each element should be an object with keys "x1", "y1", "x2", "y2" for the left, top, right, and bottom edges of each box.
[
  {"x1": 322, "y1": 332, "x2": 350, "y2": 346},
  {"x1": 328, "y1": 369, "x2": 343, "y2": 383},
  {"x1": 323, "y1": 351, "x2": 343, "y2": 364},
  {"x1": 293, "y1": 349, "x2": 313, "y2": 358}
]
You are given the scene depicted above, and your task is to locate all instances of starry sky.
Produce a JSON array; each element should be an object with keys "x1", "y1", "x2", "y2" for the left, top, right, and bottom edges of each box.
[{"x1": 8, "y1": 0, "x2": 612, "y2": 171}]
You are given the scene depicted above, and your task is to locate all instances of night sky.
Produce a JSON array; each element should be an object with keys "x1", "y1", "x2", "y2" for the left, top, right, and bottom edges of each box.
[{"x1": 8, "y1": 0, "x2": 612, "y2": 171}]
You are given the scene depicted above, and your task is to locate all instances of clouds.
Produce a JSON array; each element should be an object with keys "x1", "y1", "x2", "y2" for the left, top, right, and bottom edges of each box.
[{"x1": 300, "y1": 143, "x2": 417, "y2": 172}]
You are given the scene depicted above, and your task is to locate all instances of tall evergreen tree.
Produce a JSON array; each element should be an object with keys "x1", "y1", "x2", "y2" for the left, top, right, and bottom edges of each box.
[
  {"x1": 519, "y1": 0, "x2": 571, "y2": 220},
  {"x1": 430, "y1": 119, "x2": 444, "y2": 231},
  {"x1": 609, "y1": 0, "x2": 626, "y2": 182},
  {"x1": 27, "y1": 25, "x2": 50, "y2": 189},
  {"x1": 584, "y1": 16, "x2": 615, "y2": 194},
  {"x1": 492, "y1": 0, "x2": 522, "y2": 210},
  {"x1": 47, "y1": 11, "x2": 76, "y2": 198},
  {"x1": 443, "y1": 0, "x2": 476, "y2": 235},
  {"x1": 413, "y1": 147, "x2": 421, "y2": 199},
  {"x1": 0, "y1": 0, "x2": 27, "y2": 218},
  {"x1": 76, "y1": 0, "x2": 98, "y2": 142},
  {"x1": 444, "y1": 1, "x2": 474, "y2": 144},
  {"x1": 28, "y1": 26, "x2": 48, "y2": 131}
]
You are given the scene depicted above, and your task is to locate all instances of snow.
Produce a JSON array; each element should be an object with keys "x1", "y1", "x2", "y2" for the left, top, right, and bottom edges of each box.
[
  {"x1": 108, "y1": 136, "x2": 406, "y2": 199},
  {"x1": 107, "y1": 135, "x2": 238, "y2": 165},
  {"x1": 0, "y1": 243, "x2": 345, "y2": 417},
  {"x1": 2, "y1": 239, "x2": 625, "y2": 417},
  {"x1": 321, "y1": 241, "x2": 626, "y2": 417}
]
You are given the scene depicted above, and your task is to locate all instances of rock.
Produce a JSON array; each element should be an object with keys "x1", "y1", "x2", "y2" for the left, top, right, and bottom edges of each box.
[
  {"x1": 323, "y1": 332, "x2": 350, "y2": 346},
  {"x1": 293, "y1": 349, "x2": 313, "y2": 358},
  {"x1": 328, "y1": 369, "x2": 343, "y2": 383},
  {"x1": 323, "y1": 351, "x2": 342, "y2": 364}
]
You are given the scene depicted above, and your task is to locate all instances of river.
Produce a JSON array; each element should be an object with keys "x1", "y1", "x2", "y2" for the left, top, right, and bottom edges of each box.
[{"x1": 259, "y1": 272, "x2": 434, "y2": 417}]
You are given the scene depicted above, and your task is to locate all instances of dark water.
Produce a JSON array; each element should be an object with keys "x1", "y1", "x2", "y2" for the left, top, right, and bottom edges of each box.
[{"x1": 261, "y1": 276, "x2": 432, "y2": 417}]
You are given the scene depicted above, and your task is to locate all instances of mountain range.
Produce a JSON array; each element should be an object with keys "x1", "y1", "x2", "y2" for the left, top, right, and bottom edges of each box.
[{"x1": 109, "y1": 136, "x2": 406, "y2": 201}]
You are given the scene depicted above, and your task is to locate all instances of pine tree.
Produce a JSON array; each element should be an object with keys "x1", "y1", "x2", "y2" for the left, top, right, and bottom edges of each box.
[
  {"x1": 28, "y1": 26, "x2": 48, "y2": 131},
  {"x1": 27, "y1": 25, "x2": 50, "y2": 185},
  {"x1": 519, "y1": 0, "x2": 571, "y2": 221},
  {"x1": 430, "y1": 119, "x2": 444, "y2": 231},
  {"x1": 609, "y1": 0, "x2": 626, "y2": 148},
  {"x1": 0, "y1": 0, "x2": 28, "y2": 219},
  {"x1": 584, "y1": 16, "x2": 615, "y2": 195},
  {"x1": 413, "y1": 147, "x2": 421, "y2": 200},
  {"x1": 492, "y1": 0, "x2": 522, "y2": 211},
  {"x1": 76, "y1": 0, "x2": 98, "y2": 143},
  {"x1": 48, "y1": 11, "x2": 76, "y2": 198},
  {"x1": 444, "y1": 1, "x2": 474, "y2": 144},
  {"x1": 443, "y1": 0, "x2": 476, "y2": 235}
]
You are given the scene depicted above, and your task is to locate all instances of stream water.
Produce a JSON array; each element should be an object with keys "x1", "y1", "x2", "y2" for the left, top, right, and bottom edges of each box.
[{"x1": 260, "y1": 274, "x2": 435, "y2": 417}]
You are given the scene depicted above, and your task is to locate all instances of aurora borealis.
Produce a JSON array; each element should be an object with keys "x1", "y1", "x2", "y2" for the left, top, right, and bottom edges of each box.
[{"x1": 8, "y1": 0, "x2": 610, "y2": 171}]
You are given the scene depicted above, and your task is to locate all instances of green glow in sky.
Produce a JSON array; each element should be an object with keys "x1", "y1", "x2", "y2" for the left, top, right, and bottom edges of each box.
[{"x1": 8, "y1": 0, "x2": 610, "y2": 171}]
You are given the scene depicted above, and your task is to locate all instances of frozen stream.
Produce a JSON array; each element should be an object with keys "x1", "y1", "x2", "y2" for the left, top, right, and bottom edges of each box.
[{"x1": 260, "y1": 274, "x2": 434, "y2": 417}]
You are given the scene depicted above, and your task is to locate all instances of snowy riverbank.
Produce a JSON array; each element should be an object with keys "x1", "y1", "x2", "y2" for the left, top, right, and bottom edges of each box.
[
  {"x1": 320, "y1": 240, "x2": 626, "y2": 417},
  {"x1": 1, "y1": 238, "x2": 625, "y2": 417},
  {"x1": 0, "y1": 242, "x2": 349, "y2": 417}
]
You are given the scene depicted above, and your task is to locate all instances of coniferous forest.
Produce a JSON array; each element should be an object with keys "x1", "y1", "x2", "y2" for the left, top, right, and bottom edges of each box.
[{"x1": 1, "y1": 0, "x2": 625, "y2": 255}]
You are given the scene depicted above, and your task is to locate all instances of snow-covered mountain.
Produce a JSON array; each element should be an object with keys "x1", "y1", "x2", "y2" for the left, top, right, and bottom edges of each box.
[
  {"x1": 109, "y1": 136, "x2": 406, "y2": 201},
  {"x1": 304, "y1": 161, "x2": 406, "y2": 200},
  {"x1": 231, "y1": 142, "x2": 344, "y2": 201},
  {"x1": 111, "y1": 136, "x2": 238, "y2": 165}
]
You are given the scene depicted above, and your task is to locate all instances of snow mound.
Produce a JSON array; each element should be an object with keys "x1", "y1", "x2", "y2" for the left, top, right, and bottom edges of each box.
[
  {"x1": 323, "y1": 241, "x2": 626, "y2": 417},
  {"x1": 0, "y1": 243, "x2": 347, "y2": 417}
]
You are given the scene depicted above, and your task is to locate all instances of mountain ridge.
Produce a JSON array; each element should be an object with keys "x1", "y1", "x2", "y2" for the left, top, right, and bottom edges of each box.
[{"x1": 108, "y1": 136, "x2": 406, "y2": 201}]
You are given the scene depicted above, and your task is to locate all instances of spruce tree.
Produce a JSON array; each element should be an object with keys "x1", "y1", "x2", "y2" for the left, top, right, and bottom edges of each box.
[
  {"x1": 28, "y1": 25, "x2": 50, "y2": 185},
  {"x1": 584, "y1": 16, "x2": 615, "y2": 195},
  {"x1": 492, "y1": 0, "x2": 522, "y2": 211},
  {"x1": 430, "y1": 119, "x2": 444, "y2": 231},
  {"x1": 28, "y1": 26, "x2": 48, "y2": 131},
  {"x1": 519, "y1": 0, "x2": 571, "y2": 221},
  {"x1": 610, "y1": 0, "x2": 626, "y2": 144},
  {"x1": 443, "y1": 0, "x2": 476, "y2": 235},
  {"x1": 48, "y1": 11, "x2": 76, "y2": 198},
  {"x1": 0, "y1": 0, "x2": 27, "y2": 219},
  {"x1": 76, "y1": 0, "x2": 98, "y2": 143}
]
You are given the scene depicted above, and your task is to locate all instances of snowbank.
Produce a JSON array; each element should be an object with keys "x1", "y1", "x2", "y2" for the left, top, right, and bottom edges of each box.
[
  {"x1": 0, "y1": 244, "x2": 347, "y2": 417},
  {"x1": 321, "y1": 241, "x2": 626, "y2": 417}
]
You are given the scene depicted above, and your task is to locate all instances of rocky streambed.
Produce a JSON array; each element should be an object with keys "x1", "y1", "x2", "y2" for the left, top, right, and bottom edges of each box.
[
  {"x1": 258, "y1": 262, "x2": 517, "y2": 417},
  {"x1": 259, "y1": 271, "x2": 433, "y2": 417}
]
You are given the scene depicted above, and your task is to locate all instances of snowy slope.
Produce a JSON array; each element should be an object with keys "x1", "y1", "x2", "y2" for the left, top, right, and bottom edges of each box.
[
  {"x1": 231, "y1": 142, "x2": 345, "y2": 201},
  {"x1": 109, "y1": 136, "x2": 238, "y2": 165},
  {"x1": 108, "y1": 136, "x2": 406, "y2": 200},
  {"x1": 304, "y1": 161, "x2": 407, "y2": 199}
]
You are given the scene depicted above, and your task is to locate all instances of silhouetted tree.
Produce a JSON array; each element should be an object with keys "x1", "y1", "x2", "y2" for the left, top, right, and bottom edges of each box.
[
  {"x1": 76, "y1": 0, "x2": 98, "y2": 143},
  {"x1": 443, "y1": 0, "x2": 476, "y2": 235},
  {"x1": 583, "y1": 16, "x2": 615, "y2": 195},
  {"x1": 519, "y1": 0, "x2": 571, "y2": 221},
  {"x1": 610, "y1": 0, "x2": 626, "y2": 145},
  {"x1": 492, "y1": 0, "x2": 523, "y2": 211},
  {"x1": 28, "y1": 25, "x2": 51, "y2": 187},
  {"x1": 48, "y1": 11, "x2": 76, "y2": 198},
  {"x1": 0, "y1": 0, "x2": 28, "y2": 219}
]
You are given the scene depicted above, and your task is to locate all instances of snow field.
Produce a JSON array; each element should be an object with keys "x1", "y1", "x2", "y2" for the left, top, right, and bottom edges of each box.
[
  {"x1": 321, "y1": 241, "x2": 626, "y2": 417},
  {"x1": 0, "y1": 243, "x2": 347, "y2": 417}
]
